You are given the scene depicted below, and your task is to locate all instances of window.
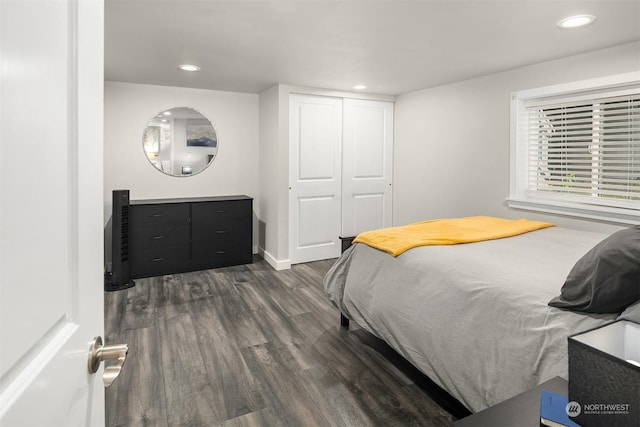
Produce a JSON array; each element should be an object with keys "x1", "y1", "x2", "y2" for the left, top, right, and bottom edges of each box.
[{"x1": 509, "y1": 73, "x2": 640, "y2": 224}]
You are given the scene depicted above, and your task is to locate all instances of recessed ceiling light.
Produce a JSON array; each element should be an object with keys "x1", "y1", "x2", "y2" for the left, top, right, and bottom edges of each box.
[
  {"x1": 178, "y1": 64, "x2": 200, "y2": 72},
  {"x1": 353, "y1": 84, "x2": 367, "y2": 90},
  {"x1": 556, "y1": 14, "x2": 596, "y2": 29}
]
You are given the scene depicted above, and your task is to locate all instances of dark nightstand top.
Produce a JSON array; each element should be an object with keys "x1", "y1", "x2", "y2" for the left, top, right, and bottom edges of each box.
[
  {"x1": 339, "y1": 236, "x2": 356, "y2": 254},
  {"x1": 453, "y1": 376, "x2": 568, "y2": 427}
]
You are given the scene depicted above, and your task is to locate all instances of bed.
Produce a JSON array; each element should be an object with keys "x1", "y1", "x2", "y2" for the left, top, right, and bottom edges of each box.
[{"x1": 323, "y1": 221, "x2": 635, "y2": 413}]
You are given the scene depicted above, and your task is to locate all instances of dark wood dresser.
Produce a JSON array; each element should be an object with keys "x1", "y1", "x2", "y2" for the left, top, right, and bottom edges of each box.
[{"x1": 129, "y1": 195, "x2": 252, "y2": 278}]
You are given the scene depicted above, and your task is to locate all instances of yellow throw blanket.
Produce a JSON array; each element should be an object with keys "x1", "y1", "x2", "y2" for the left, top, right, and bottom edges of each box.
[{"x1": 352, "y1": 216, "x2": 555, "y2": 257}]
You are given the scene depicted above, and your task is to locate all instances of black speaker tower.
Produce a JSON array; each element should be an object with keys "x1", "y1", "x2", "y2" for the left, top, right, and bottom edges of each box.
[{"x1": 105, "y1": 189, "x2": 135, "y2": 291}]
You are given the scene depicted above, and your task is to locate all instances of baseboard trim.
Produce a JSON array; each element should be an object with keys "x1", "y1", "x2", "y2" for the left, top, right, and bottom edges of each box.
[{"x1": 259, "y1": 247, "x2": 291, "y2": 271}]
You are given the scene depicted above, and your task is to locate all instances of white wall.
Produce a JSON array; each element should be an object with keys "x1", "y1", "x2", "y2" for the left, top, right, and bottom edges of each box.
[
  {"x1": 394, "y1": 41, "x2": 640, "y2": 234},
  {"x1": 257, "y1": 85, "x2": 284, "y2": 268},
  {"x1": 104, "y1": 81, "x2": 259, "y2": 266}
]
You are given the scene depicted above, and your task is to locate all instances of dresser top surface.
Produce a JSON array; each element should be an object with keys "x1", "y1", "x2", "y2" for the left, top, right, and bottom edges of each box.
[{"x1": 130, "y1": 195, "x2": 252, "y2": 205}]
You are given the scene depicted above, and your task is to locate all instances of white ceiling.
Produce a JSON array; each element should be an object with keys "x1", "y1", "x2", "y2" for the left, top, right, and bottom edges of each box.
[{"x1": 105, "y1": 0, "x2": 640, "y2": 96}]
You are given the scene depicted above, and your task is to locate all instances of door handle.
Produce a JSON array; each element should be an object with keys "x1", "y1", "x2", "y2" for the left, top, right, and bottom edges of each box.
[{"x1": 88, "y1": 336, "x2": 128, "y2": 387}]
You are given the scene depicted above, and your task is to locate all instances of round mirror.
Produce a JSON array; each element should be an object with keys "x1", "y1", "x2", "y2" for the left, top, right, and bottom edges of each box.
[{"x1": 142, "y1": 107, "x2": 218, "y2": 176}]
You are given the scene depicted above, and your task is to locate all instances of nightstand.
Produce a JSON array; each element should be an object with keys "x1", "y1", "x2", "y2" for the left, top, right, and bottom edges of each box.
[
  {"x1": 339, "y1": 235, "x2": 356, "y2": 253},
  {"x1": 454, "y1": 377, "x2": 568, "y2": 427}
]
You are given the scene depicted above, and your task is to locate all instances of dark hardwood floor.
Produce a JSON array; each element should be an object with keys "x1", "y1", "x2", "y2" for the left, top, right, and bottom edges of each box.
[{"x1": 105, "y1": 257, "x2": 457, "y2": 427}]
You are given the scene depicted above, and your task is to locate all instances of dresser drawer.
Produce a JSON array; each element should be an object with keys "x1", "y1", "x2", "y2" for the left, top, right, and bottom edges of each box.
[
  {"x1": 129, "y1": 225, "x2": 189, "y2": 251},
  {"x1": 130, "y1": 203, "x2": 190, "y2": 227},
  {"x1": 191, "y1": 200, "x2": 252, "y2": 225},
  {"x1": 129, "y1": 247, "x2": 190, "y2": 278},
  {"x1": 191, "y1": 220, "x2": 250, "y2": 244},
  {"x1": 191, "y1": 240, "x2": 252, "y2": 268}
]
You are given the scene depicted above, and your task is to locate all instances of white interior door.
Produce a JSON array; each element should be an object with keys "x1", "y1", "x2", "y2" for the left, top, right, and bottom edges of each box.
[
  {"x1": 289, "y1": 95, "x2": 343, "y2": 264},
  {"x1": 342, "y1": 99, "x2": 394, "y2": 236},
  {"x1": 0, "y1": 0, "x2": 107, "y2": 424}
]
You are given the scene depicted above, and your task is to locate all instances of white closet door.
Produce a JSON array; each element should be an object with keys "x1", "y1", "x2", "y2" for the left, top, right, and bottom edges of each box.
[
  {"x1": 289, "y1": 95, "x2": 343, "y2": 264},
  {"x1": 342, "y1": 99, "x2": 394, "y2": 236}
]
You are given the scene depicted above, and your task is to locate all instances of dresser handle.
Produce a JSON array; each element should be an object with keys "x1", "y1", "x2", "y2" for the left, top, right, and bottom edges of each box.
[
  {"x1": 215, "y1": 250, "x2": 228, "y2": 254},
  {"x1": 150, "y1": 214, "x2": 163, "y2": 218},
  {"x1": 151, "y1": 235, "x2": 164, "y2": 240},
  {"x1": 216, "y1": 230, "x2": 227, "y2": 234},
  {"x1": 152, "y1": 257, "x2": 164, "y2": 262},
  {"x1": 216, "y1": 210, "x2": 225, "y2": 213}
]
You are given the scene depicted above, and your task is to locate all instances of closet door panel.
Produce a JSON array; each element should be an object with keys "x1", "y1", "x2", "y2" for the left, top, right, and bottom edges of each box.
[
  {"x1": 296, "y1": 195, "x2": 338, "y2": 248},
  {"x1": 349, "y1": 193, "x2": 386, "y2": 235},
  {"x1": 297, "y1": 103, "x2": 339, "y2": 180},
  {"x1": 342, "y1": 99, "x2": 394, "y2": 236},
  {"x1": 352, "y1": 106, "x2": 386, "y2": 177},
  {"x1": 289, "y1": 95, "x2": 342, "y2": 264}
]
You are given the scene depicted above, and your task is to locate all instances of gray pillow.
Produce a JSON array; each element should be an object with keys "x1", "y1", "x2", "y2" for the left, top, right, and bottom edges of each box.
[{"x1": 549, "y1": 226, "x2": 640, "y2": 314}]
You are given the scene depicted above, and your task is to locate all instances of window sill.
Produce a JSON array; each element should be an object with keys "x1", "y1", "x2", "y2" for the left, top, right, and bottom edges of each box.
[{"x1": 505, "y1": 197, "x2": 640, "y2": 226}]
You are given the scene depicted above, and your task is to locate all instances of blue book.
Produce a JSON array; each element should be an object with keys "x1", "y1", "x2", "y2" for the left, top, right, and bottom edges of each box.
[{"x1": 540, "y1": 389, "x2": 581, "y2": 427}]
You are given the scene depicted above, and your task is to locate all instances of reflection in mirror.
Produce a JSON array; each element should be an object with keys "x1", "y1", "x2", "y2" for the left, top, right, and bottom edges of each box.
[{"x1": 142, "y1": 107, "x2": 218, "y2": 176}]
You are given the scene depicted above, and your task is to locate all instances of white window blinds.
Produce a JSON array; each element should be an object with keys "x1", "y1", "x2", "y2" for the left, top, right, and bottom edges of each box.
[{"x1": 527, "y1": 94, "x2": 640, "y2": 207}]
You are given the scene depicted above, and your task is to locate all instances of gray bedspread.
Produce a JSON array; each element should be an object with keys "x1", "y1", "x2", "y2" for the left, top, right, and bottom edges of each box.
[{"x1": 323, "y1": 227, "x2": 617, "y2": 412}]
